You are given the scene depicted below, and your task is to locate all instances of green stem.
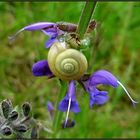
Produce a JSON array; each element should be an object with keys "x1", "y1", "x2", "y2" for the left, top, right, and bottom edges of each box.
[
  {"x1": 52, "y1": 1, "x2": 97, "y2": 137},
  {"x1": 52, "y1": 80, "x2": 67, "y2": 136},
  {"x1": 76, "y1": 0, "x2": 97, "y2": 39}
]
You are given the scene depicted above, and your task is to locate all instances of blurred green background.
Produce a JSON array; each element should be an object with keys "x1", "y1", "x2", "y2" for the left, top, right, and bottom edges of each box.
[{"x1": 0, "y1": 2, "x2": 140, "y2": 138}]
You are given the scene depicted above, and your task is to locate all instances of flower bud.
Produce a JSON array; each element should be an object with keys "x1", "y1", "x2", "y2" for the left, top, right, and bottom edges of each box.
[{"x1": 62, "y1": 119, "x2": 75, "y2": 129}]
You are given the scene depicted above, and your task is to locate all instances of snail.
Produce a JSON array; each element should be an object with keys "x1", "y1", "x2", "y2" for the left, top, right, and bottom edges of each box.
[{"x1": 48, "y1": 41, "x2": 88, "y2": 81}]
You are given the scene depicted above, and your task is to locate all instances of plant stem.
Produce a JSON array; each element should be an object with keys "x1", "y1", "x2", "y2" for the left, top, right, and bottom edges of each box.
[
  {"x1": 52, "y1": 80, "x2": 67, "y2": 136},
  {"x1": 76, "y1": 0, "x2": 97, "y2": 39},
  {"x1": 52, "y1": 1, "x2": 97, "y2": 136}
]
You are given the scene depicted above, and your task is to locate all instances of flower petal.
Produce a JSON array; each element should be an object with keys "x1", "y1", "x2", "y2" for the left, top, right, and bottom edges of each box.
[
  {"x1": 45, "y1": 35, "x2": 58, "y2": 48},
  {"x1": 89, "y1": 88, "x2": 109, "y2": 107},
  {"x1": 32, "y1": 60, "x2": 53, "y2": 77},
  {"x1": 70, "y1": 101, "x2": 80, "y2": 113},
  {"x1": 47, "y1": 101, "x2": 54, "y2": 118},
  {"x1": 58, "y1": 99, "x2": 68, "y2": 111},
  {"x1": 47, "y1": 101, "x2": 54, "y2": 112},
  {"x1": 58, "y1": 80, "x2": 80, "y2": 113},
  {"x1": 42, "y1": 28, "x2": 58, "y2": 37},
  {"x1": 58, "y1": 98, "x2": 80, "y2": 113},
  {"x1": 9, "y1": 22, "x2": 56, "y2": 42},
  {"x1": 24, "y1": 22, "x2": 56, "y2": 31},
  {"x1": 42, "y1": 27, "x2": 64, "y2": 37},
  {"x1": 67, "y1": 80, "x2": 76, "y2": 99},
  {"x1": 89, "y1": 70, "x2": 119, "y2": 88}
]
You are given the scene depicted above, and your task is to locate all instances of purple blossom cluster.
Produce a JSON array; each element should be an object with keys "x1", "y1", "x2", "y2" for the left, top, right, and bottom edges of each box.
[{"x1": 12, "y1": 22, "x2": 138, "y2": 128}]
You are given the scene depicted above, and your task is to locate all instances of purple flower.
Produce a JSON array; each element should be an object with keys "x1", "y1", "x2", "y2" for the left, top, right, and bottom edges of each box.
[
  {"x1": 32, "y1": 60, "x2": 53, "y2": 78},
  {"x1": 58, "y1": 80, "x2": 80, "y2": 113},
  {"x1": 9, "y1": 22, "x2": 64, "y2": 48},
  {"x1": 11, "y1": 20, "x2": 138, "y2": 129},
  {"x1": 80, "y1": 70, "x2": 138, "y2": 108},
  {"x1": 47, "y1": 101, "x2": 54, "y2": 112},
  {"x1": 89, "y1": 87, "x2": 109, "y2": 107},
  {"x1": 58, "y1": 80, "x2": 80, "y2": 128},
  {"x1": 31, "y1": 60, "x2": 138, "y2": 126},
  {"x1": 31, "y1": 60, "x2": 80, "y2": 127},
  {"x1": 47, "y1": 101, "x2": 54, "y2": 118}
]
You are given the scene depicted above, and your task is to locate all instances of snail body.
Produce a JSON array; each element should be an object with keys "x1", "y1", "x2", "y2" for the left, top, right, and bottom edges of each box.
[{"x1": 48, "y1": 42, "x2": 88, "y2": 81}]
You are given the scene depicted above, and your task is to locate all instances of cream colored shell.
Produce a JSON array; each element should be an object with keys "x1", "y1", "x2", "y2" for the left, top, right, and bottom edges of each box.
[{"x1": 48, "y1": 42, "x2": 88, "y2": 81}]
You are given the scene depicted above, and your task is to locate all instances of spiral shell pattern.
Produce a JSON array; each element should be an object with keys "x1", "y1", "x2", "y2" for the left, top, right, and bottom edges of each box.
[{"x1": 48, "y1": 42, "x2": 88, "y2": 81}]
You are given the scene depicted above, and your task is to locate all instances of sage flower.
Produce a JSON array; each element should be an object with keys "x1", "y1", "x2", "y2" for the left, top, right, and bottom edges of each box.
[
  {"x1": 9, "y1": 22, "x2": 64, "y2": 48},
  {"x1": 32, "y1": 61, "x2": 138, "y2": 128},
  {"x1": 11, "y1": 21, "x2": 138, "y2": 128},
  {"x1": 80, "y1": 70, "x2": 138, "y2": 107},
  {"x1": 58, "y1": 80, "x2": 80, "y2": 113},
  {"x1": 47, "y1": 101, "x2": 54, "y2": 118},
  {"x1": 58, "y1": 70, "x2": 138, "y2": 127},
  {"x1": 32, "y1": 60, "x2": 53, "y2": 78}
]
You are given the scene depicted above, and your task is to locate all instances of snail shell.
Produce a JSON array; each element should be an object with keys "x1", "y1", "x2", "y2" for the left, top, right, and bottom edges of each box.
[{"x1": 48, "y1": 42, "x2": 88, "y2": 81}]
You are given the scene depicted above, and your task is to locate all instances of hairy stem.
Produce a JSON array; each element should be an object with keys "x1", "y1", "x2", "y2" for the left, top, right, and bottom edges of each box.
[{"x1": 76, "y1": 0, "x2": 97, "y2": 39}]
